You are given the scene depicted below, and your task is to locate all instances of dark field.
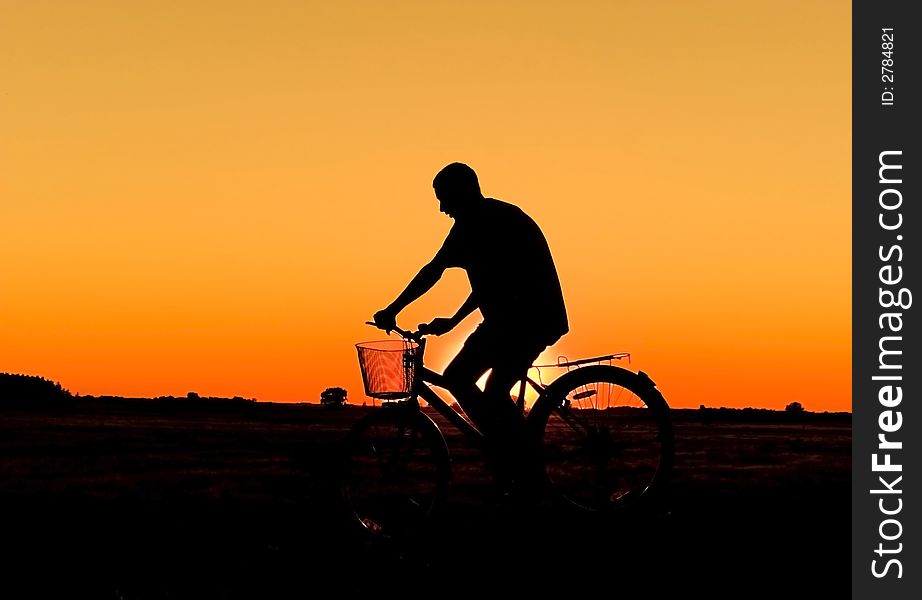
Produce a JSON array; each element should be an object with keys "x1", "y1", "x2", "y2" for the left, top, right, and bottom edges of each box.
[{"x1": 1, "y1": 401, "x2": 850, "y2": 599}]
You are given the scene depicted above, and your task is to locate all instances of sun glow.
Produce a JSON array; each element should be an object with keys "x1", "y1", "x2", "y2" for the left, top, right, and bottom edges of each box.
[{"x1": 0, "y1": 0, "x2": 849, "y2": 410}]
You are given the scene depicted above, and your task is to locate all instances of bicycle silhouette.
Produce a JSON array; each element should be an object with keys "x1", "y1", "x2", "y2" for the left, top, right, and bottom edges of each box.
[{"x1": 341, "y1": 321, "x2": 674, "y2": 538}]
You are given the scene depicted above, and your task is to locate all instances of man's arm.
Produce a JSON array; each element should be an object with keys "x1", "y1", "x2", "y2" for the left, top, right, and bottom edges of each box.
[
  {"x1": 387, "y1": 260, "x2": 445, "y2": 314},
  {"x1": 448, "y1": 293, "x2": 478, "y2": 325},
  {"x1": 419, "y1": 293, "x2": 478, "y2": 336},
  {"x1": 374, "y1": 260, "x2": 446, "y2": 329}
]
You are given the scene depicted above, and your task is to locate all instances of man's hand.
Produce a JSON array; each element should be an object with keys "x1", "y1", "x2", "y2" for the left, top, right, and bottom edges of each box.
[
  {"x1": 418, "y1": 317, "x2": 456, "y2": 336},
  {"x1": 373, "y1": 309, "x2": 397, "y2": 332}
]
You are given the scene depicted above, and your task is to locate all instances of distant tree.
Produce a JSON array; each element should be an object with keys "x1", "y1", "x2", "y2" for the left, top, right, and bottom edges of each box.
[
  {"x1": 187, "y1": 391, "x2": 200, "y2": 400},
  {"x1": 785, "y1": 401, "x2": 805, "y2": 413},
  {"x1": 698, "y1": 404, "x2": 713, "y2": 424},
  {"x1": 321, "y1": 387, "x2": 348, "y2": 409}
]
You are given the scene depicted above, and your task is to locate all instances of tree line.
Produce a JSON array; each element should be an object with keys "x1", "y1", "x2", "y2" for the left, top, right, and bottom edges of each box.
[{"x1": 0, "y1": 373, "x2": 73, "y2": 407}]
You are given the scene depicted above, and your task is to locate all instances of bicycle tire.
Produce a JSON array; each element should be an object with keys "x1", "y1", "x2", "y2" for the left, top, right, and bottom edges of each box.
[
  {"x1": 528, "y1": 365, "x2": 674, "y2": 512},
  {"x1": 340, "y1": 405, "x2": 450, "y2": 538}
]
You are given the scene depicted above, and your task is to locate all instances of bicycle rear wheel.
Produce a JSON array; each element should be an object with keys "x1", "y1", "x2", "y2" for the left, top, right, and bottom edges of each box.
[
  {"x1": 528, "y1": 366, "x2": 674, "y2": 512},
  {"x1": 340, "y1": 404, "x2": 450, "y2": 538}
]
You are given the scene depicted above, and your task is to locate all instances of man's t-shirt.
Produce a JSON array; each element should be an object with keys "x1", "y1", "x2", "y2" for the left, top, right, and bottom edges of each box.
[{"x1": 434, "y1": 198, "x2": 568, "y2": 345}]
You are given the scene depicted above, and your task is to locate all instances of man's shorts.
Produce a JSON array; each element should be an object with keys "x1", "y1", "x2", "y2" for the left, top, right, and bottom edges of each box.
[{"x1": 457, "y1": 323, "x2": 550, "y2": 376}]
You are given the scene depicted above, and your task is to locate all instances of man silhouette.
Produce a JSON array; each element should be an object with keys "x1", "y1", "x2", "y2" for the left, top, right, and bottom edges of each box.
[{"x1": 374, "y1": 163, "x2": 568, "y2": 474}]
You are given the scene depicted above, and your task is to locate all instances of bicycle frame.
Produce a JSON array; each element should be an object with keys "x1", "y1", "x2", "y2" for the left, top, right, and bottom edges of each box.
[
  {"x1": 414, "y1": 365, "x2": 546, "y2": 441},
  {"x1": 368, "y1": 322, "x2": 547, "y2": 442}
]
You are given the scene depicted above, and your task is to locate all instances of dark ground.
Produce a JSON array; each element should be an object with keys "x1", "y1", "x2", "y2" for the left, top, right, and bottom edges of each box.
[{"x1": 1, "y1": 401, "x2": 850, "y2": 599}]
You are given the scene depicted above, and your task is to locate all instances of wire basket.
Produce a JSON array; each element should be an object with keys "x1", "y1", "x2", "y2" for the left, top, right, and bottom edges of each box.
[{"x1": 355, "y1": 339, "x2": 420, "y2": 400}]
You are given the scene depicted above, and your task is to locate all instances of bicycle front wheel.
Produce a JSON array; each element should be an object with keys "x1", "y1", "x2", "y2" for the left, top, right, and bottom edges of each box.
[
  {"x1": 528, "y1": 366, "x2": 674, "y2": 512},
  {"x1": 340, "y1": 405, "x2": 450, "y2": 538}
]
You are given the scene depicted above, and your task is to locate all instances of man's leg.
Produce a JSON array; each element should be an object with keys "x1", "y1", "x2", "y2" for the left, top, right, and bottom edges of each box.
[
  {"x1": 443, "y1": 342, "x2": 523, "y2": 488},
  {"x1": 442, "y1": 327, "x2": 495, "y2": 435},
  {"x1": 445, "y1": 327, "x2": 545, "y2": 436},
  {"x1": 480, "y1": 343, "x2": 545, "y2": 480},
  {"x1": 443, "y1": 327, "x2": 546, "y2": 485},
  {"x1": 480, "y1": 365, "x2": 528, "y2": 433}
]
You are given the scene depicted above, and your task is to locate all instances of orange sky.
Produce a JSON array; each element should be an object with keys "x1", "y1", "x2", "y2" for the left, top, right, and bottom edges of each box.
[{"x1": 0, "y1": 1, "x2": 850, "y2": 410}]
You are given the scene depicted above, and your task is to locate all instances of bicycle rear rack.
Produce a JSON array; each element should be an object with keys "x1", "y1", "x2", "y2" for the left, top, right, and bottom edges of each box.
[
  {"x1": 552, "y1": 353, "x2": 631, "y2": 369},
  {"x1": 520, "y1": 353, "x2": 632, "y2": 411}
]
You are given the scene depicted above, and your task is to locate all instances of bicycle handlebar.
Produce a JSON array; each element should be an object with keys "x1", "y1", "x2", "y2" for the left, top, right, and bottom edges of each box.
[{"x1": 365, "y1": 321, "x2": 424, "y2": 344}]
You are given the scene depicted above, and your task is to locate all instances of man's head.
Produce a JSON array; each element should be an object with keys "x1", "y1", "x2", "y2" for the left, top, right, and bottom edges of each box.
[{"x1": 433, "y1": 162, "x2": 483, "y2": 218}]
